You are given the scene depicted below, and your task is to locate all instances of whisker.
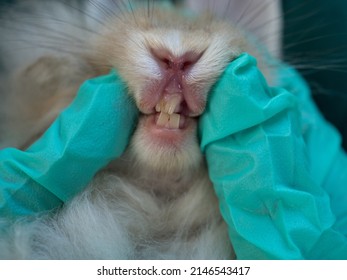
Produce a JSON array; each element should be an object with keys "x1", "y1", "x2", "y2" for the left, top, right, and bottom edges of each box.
[
  {"x1": 210, "y1": 0, "x2": 217, "y2": 18},
  {"x1": 280, "y1": 0, "x2": 317, "y2": 22},
  {"x1": 151, "y1": 0, "x2": 155, "y2": 21},
  {"x1": 9, "y1": 15, "x2": 100, "y2": 36},
  {"x1": 147, "y1": 0, "x2": 150, "y2": 19},
  {"x1": 109, "y1": 0, "x2": 127, "y2": 19},
  {"x1": 222, "y1": 0, "x2": 232, "y2": 20},
  {"x1": 57, "y1": 0, "x2": 107, "y2": 27},
  {"x1": 127, "y1": 0, "x2": 138, "y2": 27},
  {"x1": 91, "y1": 0, "x2": 123, "y2": 21},
  {"x1": 250, "y1": 6, "x2": 319, "y2": 37},
  {"x1": 87, "y1": 0, "x2": 114, "y2": 20},
  {"x1": 284, "y1": 33, "x2": 347, "y2": 51},
  {"x1": 1, "y1": 43, "x2": 84, "y2": 57},
  {"x1": 287, "y1": 54, "x2": 347, "y2": 65},
  {"x1": 239, "y1": 0, "x2": 274, "y2": 29},
  {"x1": 0, "y1": 20, "x2": 91, "y2": 48},
  {"x1": 255, "y1": 17, "x2": 335, "y2": 48},
  {"x1": 0, "y1": 25, "x2": 82, "y2": 48},
  {"x1": 234, "y1": 0, "x2": 256, "y2": 27}
]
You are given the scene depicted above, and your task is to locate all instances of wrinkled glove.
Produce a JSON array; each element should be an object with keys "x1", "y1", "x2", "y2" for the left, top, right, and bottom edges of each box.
[
  {"x1": 0, "y1": 70, "x2": 137, "y2": 219},
  {"x1": 199, "y1": 53, "x2": 347, "y2": 259}
]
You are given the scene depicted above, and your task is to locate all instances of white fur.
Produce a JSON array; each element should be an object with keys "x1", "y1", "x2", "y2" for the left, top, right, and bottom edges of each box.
[
  {"x1": 0, "y1": 0, "x2": 276, "y2": 260},
  {"x1": 185, "y1": 0, "x2": 283, "y2": 58},
  {"x1": 0, "y1": 172, "x2": 233, "y2": 259}
]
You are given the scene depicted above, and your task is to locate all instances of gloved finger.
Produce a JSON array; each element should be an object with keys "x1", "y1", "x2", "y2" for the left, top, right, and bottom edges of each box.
[
  {"x1": 199, "y1": 53, "x2": 297, "y2": 151},
  {"x1": 0, "y1": 70, "x2": 138, "y2": 218},
  {"x1": 199, "y1": 53, "x2": 347, "y2": 259}
]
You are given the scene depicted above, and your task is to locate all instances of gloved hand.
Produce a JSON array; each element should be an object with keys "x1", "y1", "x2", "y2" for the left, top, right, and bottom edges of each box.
[
  {"x1": 0, "y1": 70, "x2": 138, "y2": 219},
  {"x1": 199, "y1": 53, "x2": 347, "y2": 259}
]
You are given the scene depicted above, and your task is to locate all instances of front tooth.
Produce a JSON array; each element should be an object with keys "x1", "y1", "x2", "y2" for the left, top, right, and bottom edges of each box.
[
  {"x1": 163, "y1": 101, "x2": 171, "y2": 114},
  {"x1": 167, "y1": 102, "x2": 176, "y2": 115},
  {"x1": 155, "y1": 99, "x2": 167, "y2": 113},
  {"x1": 168, "y1": 113, "x2": 180, "y2": 129},
  {"x1": 157, "y1": 112, "x2": 170, "y2": 127},
  {"x1": 159, "y1": 95, "x2": 181, "y2": 114}
]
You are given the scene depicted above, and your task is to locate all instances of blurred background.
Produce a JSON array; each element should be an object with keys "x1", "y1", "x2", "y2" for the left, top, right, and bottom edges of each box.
[
  {"x1": 1, "y1": 0, "x2": 346, "y2": 149},
  {"x1": 282, "y1": 0, "x2": 347, "y2": 151}
]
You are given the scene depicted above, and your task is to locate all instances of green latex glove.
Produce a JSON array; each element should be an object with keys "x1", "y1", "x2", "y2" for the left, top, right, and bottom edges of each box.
[
  {"x1": 0, "y1": 70, "x2": 137, "y2": 219},
  {"x1": 199, "y1": 53, "x2": 347, "y2": 259}
]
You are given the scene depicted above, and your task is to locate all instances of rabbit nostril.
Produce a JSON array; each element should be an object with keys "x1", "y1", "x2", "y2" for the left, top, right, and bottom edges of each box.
[{"x1": 150, "y1": 47, "x2": 204, "y2": 72}]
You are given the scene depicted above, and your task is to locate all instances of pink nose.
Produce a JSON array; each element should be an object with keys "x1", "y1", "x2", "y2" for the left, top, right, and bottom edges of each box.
[
  {"x1": 151, "y1": 48, "x2": 204, "y2": 73},
  {"x1": 151, "y1": 48, "x2": 204, "y2": 96}
]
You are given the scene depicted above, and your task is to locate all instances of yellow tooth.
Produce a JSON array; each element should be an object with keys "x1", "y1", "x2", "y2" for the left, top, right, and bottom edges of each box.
[
  {"x1": 158, "y1": 95, "x2": 181, "y2": 114},
  {"x1": 155, "y1": 99, "x2": 166, "y2": 113},
  {"x1": 167, "y1": 95, "x2": 181, "y2": 114},
  {"x1": 168, "y1": 113, "x2": 180, "y2": 129},
  {"x1": 163, "y1": 102, "x2": 169, "y2": 114},
  {"x1": 167, "y1": 102, "x2": 176, "y2": 115},
  {"x1": 156, "y1": 112, "x2": 170, "y2": 127}
]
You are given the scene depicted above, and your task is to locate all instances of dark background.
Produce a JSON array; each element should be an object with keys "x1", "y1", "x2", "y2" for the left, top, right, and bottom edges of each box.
[{"x1": 282, "y1": 0, "x2": 347, "y2": 150}]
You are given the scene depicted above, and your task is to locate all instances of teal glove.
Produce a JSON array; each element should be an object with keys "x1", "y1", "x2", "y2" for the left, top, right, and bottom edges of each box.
[
  {"x1": 0, "y1": 70, "x2": 137, "y2": 219},
  {"x1": 199, "y1": 53, "x2": 347, "y2": 259}
]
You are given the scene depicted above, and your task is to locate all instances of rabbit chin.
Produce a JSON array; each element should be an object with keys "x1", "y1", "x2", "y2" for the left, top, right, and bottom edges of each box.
[{"x1": 128, "y1": 114, "x2": 203, "y2": 175}]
